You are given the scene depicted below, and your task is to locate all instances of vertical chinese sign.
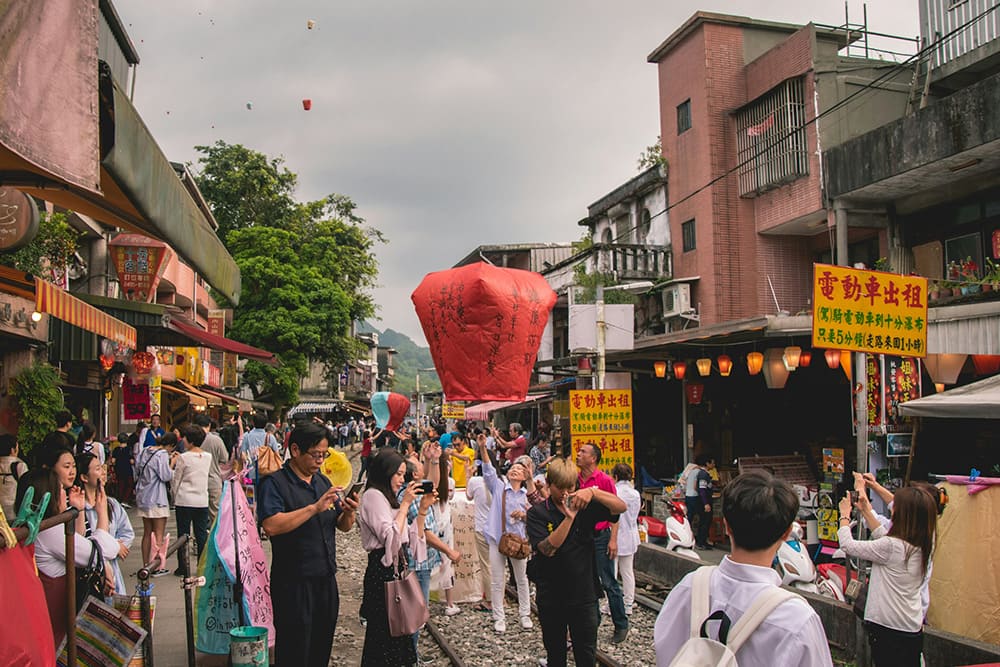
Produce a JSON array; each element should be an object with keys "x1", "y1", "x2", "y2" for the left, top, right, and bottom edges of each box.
[
  {"x1": 812, "y1": 263, "x2": 928, "y2": 357},
  {"x1": 569, "y1": 389, "x2": 634, "y2": 475},
  {"x1": 109, "y1": 233, "x2": 172, "y2": 302},
  {"x1": 122, "y1": 376, "x2": 150, "y2": 420},
  {"x1": 884, "y1": 356, "x2": 922, "y2": 433}
]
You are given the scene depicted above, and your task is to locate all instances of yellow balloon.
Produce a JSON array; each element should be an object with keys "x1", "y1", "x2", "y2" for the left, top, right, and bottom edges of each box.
[{"x1": 321, "y1": 449, "x2": 352, "y2": 488}]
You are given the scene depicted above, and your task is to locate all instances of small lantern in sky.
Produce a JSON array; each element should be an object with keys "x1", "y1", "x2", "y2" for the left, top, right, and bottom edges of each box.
[
  {"x1": 246, "y1": 101, "x2": 253, "y2": 110},
  {"x1": 302, "y1": 99, "x2": 312, "y2": 111},
  {"x1": 307, "y1": 19, "x2": 316, "y2": 29}
]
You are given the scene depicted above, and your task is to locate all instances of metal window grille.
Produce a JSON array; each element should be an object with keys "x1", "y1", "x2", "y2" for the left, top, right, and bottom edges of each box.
[
  {"x1": 735, "y1": 78, "x2": 809, "y2": 197},
  {"x1": 677, "y1": 100, "x2": 692, "y2": 134},
  {"x1": 681, "y1": 219, "x2": 696, "y2": 252}
]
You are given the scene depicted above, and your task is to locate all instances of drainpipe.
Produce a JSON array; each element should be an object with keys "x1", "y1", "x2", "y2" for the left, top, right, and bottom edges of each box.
[{"x1": 834, "y1": 199, "x2": 849, "y2": 267}]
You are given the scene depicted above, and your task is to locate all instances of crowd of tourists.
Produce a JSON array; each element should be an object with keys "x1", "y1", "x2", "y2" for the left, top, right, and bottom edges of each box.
[{"x1": 2, "y1": 408, "x2": 943, "y2": 667}]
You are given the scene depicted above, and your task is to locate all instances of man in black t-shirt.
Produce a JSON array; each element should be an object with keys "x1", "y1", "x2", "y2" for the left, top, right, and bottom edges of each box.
[{"x1": 526, "y1": 458, "x2": 626, "y2": 667}]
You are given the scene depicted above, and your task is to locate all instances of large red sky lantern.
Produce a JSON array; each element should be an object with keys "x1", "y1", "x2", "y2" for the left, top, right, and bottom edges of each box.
[{"x1": 411, "y1": 262, "x2": 557, "y2": 402}]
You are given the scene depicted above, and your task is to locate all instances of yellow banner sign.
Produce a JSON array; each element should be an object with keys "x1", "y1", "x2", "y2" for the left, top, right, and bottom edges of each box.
[
  {"x1": 441, "y1": 403, "x2": 465, "y2": 420},
  {"x1": 569, "y1": 390, "x2": 635, "y2": 474},
  {"x1": 812, "y1": 263, "x2": 928, "y2": 358}
]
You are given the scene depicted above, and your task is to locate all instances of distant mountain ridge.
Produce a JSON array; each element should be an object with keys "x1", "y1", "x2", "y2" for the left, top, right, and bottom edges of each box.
[{"x1": 359, "y1": 322, "x2": 439, "y2": 395}]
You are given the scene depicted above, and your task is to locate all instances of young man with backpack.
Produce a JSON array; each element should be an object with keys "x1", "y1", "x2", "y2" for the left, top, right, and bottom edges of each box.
[{"x1": 653, "y1": 470, "x2": 832, "y2": 667}]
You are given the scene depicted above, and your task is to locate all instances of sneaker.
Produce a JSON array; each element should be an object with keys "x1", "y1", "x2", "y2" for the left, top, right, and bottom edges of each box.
[
  {"x1": 520, "y1": 616, "x2": 533, "y2": 630},
  {"x1": 151, "y1": 568, "x2": 170, "y2": 578},
  {"x1": 494, "y1": 619, "x2": 506, "y2": 634},
  {"x1": 624, "y1": 605, "x2": 633, "y2": 616},
  {"x1": 611, "y1": 627, "x2": 629, "y2": 644},
  {"x1": 599, "y1": 601, "x2": 610, "y2": 615},
  {"x1": 444, "y1": 604, "x2": 461, "y2": 616}
]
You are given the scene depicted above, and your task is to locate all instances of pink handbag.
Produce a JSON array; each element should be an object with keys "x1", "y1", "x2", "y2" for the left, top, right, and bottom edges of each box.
[{"x1": 385, "y1": 549, "x2": 429, "y2": 637}]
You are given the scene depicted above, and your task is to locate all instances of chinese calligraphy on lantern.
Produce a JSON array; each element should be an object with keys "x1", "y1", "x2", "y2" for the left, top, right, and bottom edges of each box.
[
  {"x1": 569, "y1": 390, "x2": 634, "y2": 474},
  {"x1": 812, "y1": 263, "x2": 928, "y2": 357}
]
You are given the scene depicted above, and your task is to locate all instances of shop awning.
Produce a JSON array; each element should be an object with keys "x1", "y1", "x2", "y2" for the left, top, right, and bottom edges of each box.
[
  {"x1": 199, "y1": 387, "x2": 252, "y2": 413},
  {"x1": 165, "y1": 317, "x2": 278, "y2": 366},
  {"x1": 464, "y1": 394, "x2": 552, "y2": 421},
  {"x1": 287, "y1": 401, "x2": 343, "y2": 418},
  {"x1": 34, "y1": 277, "x2": 136, "y2": 348},
  {"x1": 162, "y1": 382, "x2": 207, "y2": 408},
  {"x1": 173, "y1": 379, "x2": 222, "y2": 407},
  {"x1": 1, "y1": 52, "x2": 241, "y2": 304},
  {"x1": 899, "y1": 374, "x2": 1000, "y2": 419}
]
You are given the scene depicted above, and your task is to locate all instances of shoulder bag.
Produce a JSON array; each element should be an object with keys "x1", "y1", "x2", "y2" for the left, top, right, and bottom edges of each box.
[
  {"x1": 76, "y1": 538, "x2": 107, "y2": 610},
  {"x1": 256, "y1": 445, "x2": 282, "y2": 478},
  {"x1": 385, "y1": 547, "x2": 429, "y2": 637},
  {"x1": 497, "y1": 489, "x2": 531, "y2": 560}
]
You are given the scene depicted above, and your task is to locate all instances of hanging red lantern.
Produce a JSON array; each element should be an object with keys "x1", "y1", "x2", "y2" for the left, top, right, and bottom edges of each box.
[
  {"x1": 799, "y1": 350, "x2": 812, "y2": 368},
  {"x1": 673, "y1": 360, "x2": 687, "y2": 380},
  {"x1": 132, "y1": 351, "x2": 156, "y2": 377},
  {"x1": 99, "y1": 354, "x2": 116, "y2": 372},
  {"x1": 746, "y1": 352, "x2": 763, "y2": 376},
  {"x1": 653, "y1": 361, "x2": 667, "y2": 378},
  {"x1": 825, "y1": 349, "x2": 841, "y2": 369},
  {"x1": 717, "y1": 354, "x2": 733, "y2": 377}
]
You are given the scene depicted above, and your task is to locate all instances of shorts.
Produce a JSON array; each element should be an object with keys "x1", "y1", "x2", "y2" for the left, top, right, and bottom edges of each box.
[{"x1": 139, "y1": 506, "x2": 170, "y2": 519}]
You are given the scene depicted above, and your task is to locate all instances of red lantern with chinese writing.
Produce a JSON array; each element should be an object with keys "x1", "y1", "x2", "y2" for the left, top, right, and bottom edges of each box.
[
  {"x1": 673, "y1": 361, "x2": 687, "y2": 380},
  {"x1": 132, "y1": 350, "x2": 155, "y2": 378},
  {"x1": 685, "y1": 382, "x2": 704, "y2": 405},
  {"x1": 411, "y1": 263, "x2": 557, "y2": 401},
  {"x1": 717, "y1": 354, "x2": 733, "y2": 377},
  {"x1": 825, "y1": 349, "x2": 841, "y2": 369},
  {"x1": 99, "y1": 354, "x2": 116, "y2": 372},
  {"x1": 746, "y1": 352, "x2": 763, "y2": 375}
]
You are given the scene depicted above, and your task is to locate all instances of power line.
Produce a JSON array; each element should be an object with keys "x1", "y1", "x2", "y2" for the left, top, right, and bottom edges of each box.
[{"x1": 609, "y1": 3, "x2": 1000, "y2": 246}]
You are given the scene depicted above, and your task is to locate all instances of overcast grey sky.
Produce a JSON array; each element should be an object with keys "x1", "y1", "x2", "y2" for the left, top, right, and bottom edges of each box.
[{"x1": 117, "y1": 0, "x2": 918, "y2": 345}]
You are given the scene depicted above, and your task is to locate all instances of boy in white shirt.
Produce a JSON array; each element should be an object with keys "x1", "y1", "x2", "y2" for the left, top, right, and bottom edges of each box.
[{"x1": 654, "y1": 470, "x2": 833, "y2": 667}]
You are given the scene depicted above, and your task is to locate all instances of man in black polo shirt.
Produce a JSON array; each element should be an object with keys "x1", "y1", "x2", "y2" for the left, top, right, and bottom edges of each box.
[
  {"x1": 258, "y1": 422, "x2": 359, "y2": 666},
  {"x1": 526, "y1": 457, "x2": 626, "y2": 667}
]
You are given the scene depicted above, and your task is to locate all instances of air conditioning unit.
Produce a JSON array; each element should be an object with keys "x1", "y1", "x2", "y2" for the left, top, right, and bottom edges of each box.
[{"x1": 662, "y1": 283, "x2": 692, "y2": 318}]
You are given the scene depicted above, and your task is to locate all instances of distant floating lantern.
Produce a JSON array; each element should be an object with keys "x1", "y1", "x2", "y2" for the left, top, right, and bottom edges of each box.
[
  {"x1": 746, "y1": 352, "x2": 764, "y2": 375},
  {"x1": 653, "y1": 361, "x2": 667, "y2": 378},
  {"x1": 825, "y1": 349, "x2": 841, "y2": 370},
  {"x1": 717, "y1": 354, "x2": 733, "y2": 377},
  {"x1": 799, "y1": 350, "x2": 812, "y2": 368},
  {"x1": 673, "y1": 361, "x2": 687, "y2": 381},
  {"x1": 783, "y1": 346, "x2": 802, "y2": 371},
  {"x1": 246, "y1": 101, "x2": 253, "y2": 110},
  {"x1": 307, "y1": 19, "x2": 316, "y2": 29},
  {"x1": 302, "y1": 99, "x2": 312, "y2": 111},
  {"x1": 696, "y1": 358, "x2": 712, "y2": 377}
]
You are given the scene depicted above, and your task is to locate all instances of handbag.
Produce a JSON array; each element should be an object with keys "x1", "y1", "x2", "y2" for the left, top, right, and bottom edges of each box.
[
  {"x1": 497, "y1": 490, "x2": 531, "y2": 560},
  {"x1": 256, "y1": 445, "x2": 282, "y2": 477},
  {"x1": 385, "y1": 548, "x2": 429, "y2": 637},
  {"x1": 76, "y1": 537, "x2": 107, "y2": 610}
]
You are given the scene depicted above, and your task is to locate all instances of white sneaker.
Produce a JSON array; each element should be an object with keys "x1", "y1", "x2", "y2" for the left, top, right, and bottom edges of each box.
[
  {"x1": 444, "y1": 604, "x2": 461, "y2": 616},
  {"x1": 625, "y1": 605, "x2": 633, "y2": 616},
  {"x1": 520, "y1": 616, "x2": 533, "y2": 630},
  {"x1": 494, "y1": 619, "x2": 506, "y2": 633}
]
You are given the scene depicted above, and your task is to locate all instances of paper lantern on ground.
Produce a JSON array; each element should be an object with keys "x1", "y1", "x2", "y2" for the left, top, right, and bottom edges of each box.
[
  {"x1": 824, "y1": 349, "x2": 841, "y2": 369},
  {"x1": 717, "y1": 355, "x2": 733, "y2": 377},
  {"x1": 653, "y1": 361, "x2": 667, "y2": 378},
  {"x1": 673, "y1": 361, "x2": 687, "y2": 380},
  {"x1": 799, "y1": 350, "x2": 812, "y2": 368},
  {"x1": 411, "y1": 263, "x2": 556, "y2": 401},
  {"x1": 696, "y1": 358, "x2": 712, "y2": 377},
  {"x1": 371, "y1": 391, "x2": 410, "y2": 432},
  {"x1": 746, "y1": 352, "x2": 763, "y2": 375}
]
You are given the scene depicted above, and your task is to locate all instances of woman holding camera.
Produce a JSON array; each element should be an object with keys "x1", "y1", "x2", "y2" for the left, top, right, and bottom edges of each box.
[
  {"x1": 478, "y1": 436, "x2": 532, "y2": 634},
  {"x1": 838, "y1": 486, "x2": 937, "y2": 667}
]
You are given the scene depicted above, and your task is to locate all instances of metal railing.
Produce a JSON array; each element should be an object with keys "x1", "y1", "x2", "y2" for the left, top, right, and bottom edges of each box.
[{"x1": 592, "y1": 243, "x2": 672, "y2": 281}]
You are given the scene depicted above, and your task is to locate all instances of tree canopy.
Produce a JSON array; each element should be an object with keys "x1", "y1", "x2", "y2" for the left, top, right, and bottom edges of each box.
[{"x1": 194, "y1": 141, "x2": 382, "y2": 409}]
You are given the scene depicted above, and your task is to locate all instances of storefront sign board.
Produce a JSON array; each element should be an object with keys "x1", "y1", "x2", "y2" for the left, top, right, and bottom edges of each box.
[
  {"x1": 569, "y1": 389, "x2": 634, "y2": 474},
  {"x1": 441, "y1": 403, "x2": 465, "y2": 419}
]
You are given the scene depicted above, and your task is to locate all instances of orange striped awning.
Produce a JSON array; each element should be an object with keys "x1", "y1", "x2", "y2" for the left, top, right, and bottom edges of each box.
[{"x1": 34, "y1": 278, "x2": 137, "y2": 349}]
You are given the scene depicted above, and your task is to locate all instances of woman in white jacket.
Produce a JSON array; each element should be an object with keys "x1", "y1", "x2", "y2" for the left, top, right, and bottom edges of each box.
[
  {"x1": 612, "y1": 463, "x2": 642, "y2": 614},
  {"x1": 15, "y1": 468, "x2": 118, "y2": 648}
]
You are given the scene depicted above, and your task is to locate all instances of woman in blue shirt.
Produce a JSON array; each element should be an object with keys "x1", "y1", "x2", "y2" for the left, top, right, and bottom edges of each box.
[{"x1": 76, "y1": 452, "x2": 134, "y2": 595}]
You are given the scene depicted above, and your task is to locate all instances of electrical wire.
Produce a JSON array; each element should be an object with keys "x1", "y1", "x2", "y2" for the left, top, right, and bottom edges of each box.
[{"x1": 608, "y1": 2, "x2": 1000, "y2": 246}]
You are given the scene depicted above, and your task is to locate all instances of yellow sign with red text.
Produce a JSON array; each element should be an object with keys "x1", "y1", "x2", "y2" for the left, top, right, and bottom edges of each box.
[
  {"x1": 569, "y1": 390, "x2": 634, "y2": 475},
  {"x1": 812, "y1": 263, "x2": 928, "y2": 358}
]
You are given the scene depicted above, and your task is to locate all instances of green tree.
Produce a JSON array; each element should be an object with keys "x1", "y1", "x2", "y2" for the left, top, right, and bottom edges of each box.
[
  {"x1": 194, "y1": 142, "x2": 382, "y2": 410},
  {"x1": 9, "y1": 362, "x2": 65, "y2": 455},
  {"x1": 0, "y1": 210, "x2": 80, "y2": 275},
  {"x1": 637, "y1": 136, "x2": 666, "y2": 172}
]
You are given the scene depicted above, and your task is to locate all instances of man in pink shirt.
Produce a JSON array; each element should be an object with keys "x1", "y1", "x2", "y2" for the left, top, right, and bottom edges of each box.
[
  {"x1": 576, "y1": 442, "x2": 628, "y2": 643},
  {"x1": 492, "y1": 423, "x2": 528, "y2": 465}
]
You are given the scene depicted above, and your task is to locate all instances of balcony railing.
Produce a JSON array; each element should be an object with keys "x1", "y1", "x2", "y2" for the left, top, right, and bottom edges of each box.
[{"x1": 592, "y1": 243, "x2": 672, "y2": 281}]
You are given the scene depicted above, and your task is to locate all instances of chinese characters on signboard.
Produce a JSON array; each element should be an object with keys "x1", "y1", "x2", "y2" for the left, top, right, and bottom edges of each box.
[
  {"x1": 207, "y1": 309, "x2": 226, "y2": 338},
  {"x1": 866, "y1": 355, "x2": 882, "y2": 431},
  {"x1": 109, "y1": 234, "x2": 172, "y2": 303},
  {"x1": 441, "y1": 403, "x2": 466, "y2": 420},
  {"x1": 812, "y1": 263, "x2": 928, "y2": 357},
  {"x1": 884, "y1": 356, "x2": 922, "y2": 433},
  {"x1": 569, "y1": 389, "x2": 634, "y2": 474},
  {"x1": 122, "y1": 376, "x2": 150, "y2": 420}
]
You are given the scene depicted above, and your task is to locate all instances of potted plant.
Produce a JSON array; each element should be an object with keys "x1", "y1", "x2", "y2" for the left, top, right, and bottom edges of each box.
[
  {"x1": 946, "y1": 261, "x2": 963, "y2": 296},
  {"x1": 960, "y1": 257, "x2": 981, "y2": 295},
  {"x1": 983, "y1": 258, "x2": 1000, "y2": 292},
  {"x1": 928, "y1": 280, "x2": 941, "y2": 302}
]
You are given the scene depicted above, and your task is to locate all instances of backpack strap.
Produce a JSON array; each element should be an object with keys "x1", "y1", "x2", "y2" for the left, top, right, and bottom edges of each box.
[
  {"x1": 725, "y1": 586, "x2": 797, "y2": 653},
  {"x1": 688, "y1": 565, "x2": 718, "y2": 639}
]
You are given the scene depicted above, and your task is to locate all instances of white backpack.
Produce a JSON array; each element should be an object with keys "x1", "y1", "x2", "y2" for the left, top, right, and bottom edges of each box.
[{"x1": 669, "y1": 566, "x2": 796, "y2": 667}]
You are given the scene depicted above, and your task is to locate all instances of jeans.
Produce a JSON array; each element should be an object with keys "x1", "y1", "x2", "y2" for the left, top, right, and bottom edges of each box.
[
  {"x1": 615, "y1": 553, "x2": 635, "y2": 611},
  {"x1": 412, "y1": 569, "x2": 432, "y2": 655},
  {"x1": 686, "y1": 496, "x2": 711, "y2": 547},
  {"x1": 175, "y1": 506, "x2": 209, "y2": 568},
  {"x1": 593, "y1": 528, "x2": 628, "y2": 631},
  {"x1": 489, "y1": 542, "x2": 530, "y2": 623},
  {"x1": 537, "y1": 599, "x2": 599, "y2": 667}
]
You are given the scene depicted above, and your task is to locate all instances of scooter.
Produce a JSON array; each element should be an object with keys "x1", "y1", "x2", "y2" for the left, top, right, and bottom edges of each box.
[
  {"x1": 815, "y1": 563, "x2": 852, "y2": 602},
  {"x1": 663, "y1": 500, "x2": 700, "y2": 559},
  {"x1": 773, "y1": 522, "x2": 819, "y2": 593}
]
